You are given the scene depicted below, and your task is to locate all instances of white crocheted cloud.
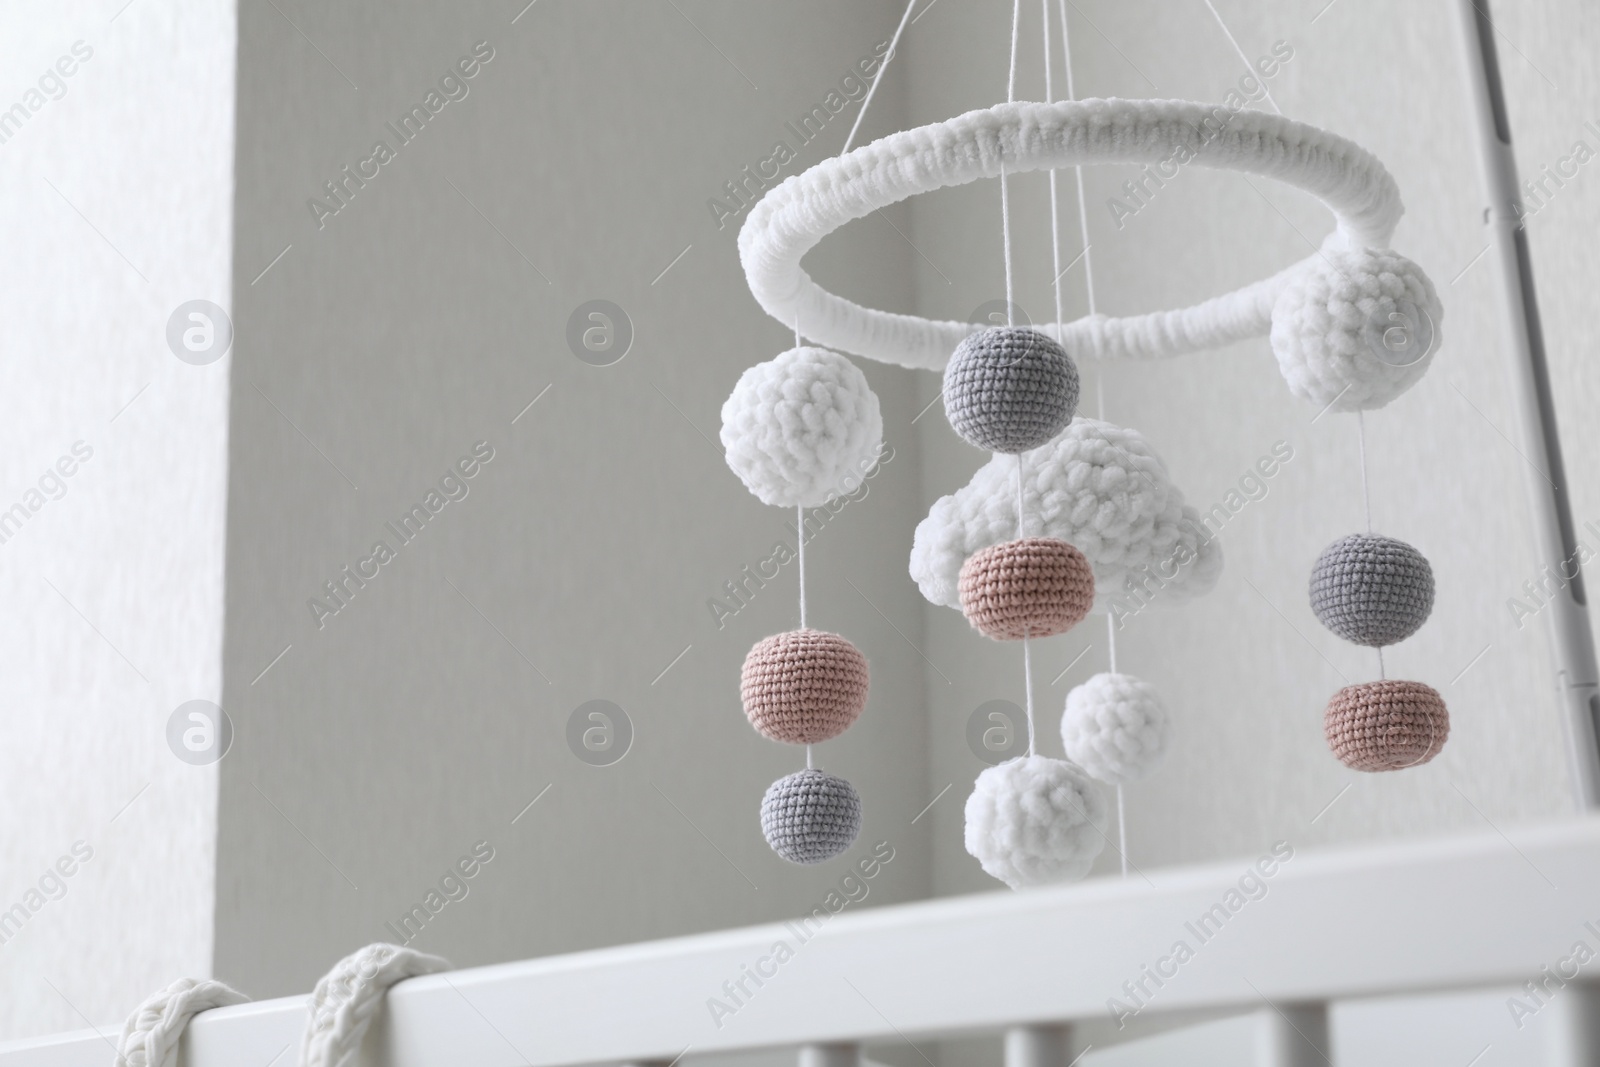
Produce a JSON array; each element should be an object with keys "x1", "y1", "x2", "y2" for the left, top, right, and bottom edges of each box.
[
  {"x1": 1061, "y1": 672, "x2": 1170, "y2": 785},
  {"x1": 721, "y1": 346, "x2": 883, "y2": 508},
  {"x1": 1270, "y1": 246, "x2": 1442, "y2": 412},
  {"x1": 964, "y1": 755, "x2": 1107, "y2": 889},
  {"x1": 910, "y1": 418, "x2": 1222, "y2": 613}
]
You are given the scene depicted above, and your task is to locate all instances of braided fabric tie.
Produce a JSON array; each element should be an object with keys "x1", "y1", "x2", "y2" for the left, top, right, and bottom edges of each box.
[
  {"x1": 113, "y1": 978, "x2": 249, "y2": 1067},
  {"x1": 300, "y1": 943, "x2": 450, "y2": 1067}
]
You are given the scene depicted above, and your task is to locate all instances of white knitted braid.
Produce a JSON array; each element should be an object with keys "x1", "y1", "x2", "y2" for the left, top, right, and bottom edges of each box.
[
  {"x1": 299, "y1": 944, "x2": 450, "y2": 1067},
  {"x1": 113, "y1": 978, "x2": 249, "y2": 1067},
  {"x1": 739, "y1": 98, "x2": 1403, "y2": 370}
]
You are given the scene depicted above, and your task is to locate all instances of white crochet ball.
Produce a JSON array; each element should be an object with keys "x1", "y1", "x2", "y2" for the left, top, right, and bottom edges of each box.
[
  {"x1": 1270, "y1": 246, "x2": 1442, "y2": 412},
  {"x1": 1060, "y1": 672, "x2": 1170, "y2": 785},
  {"x1": 911, "y1": 418, "x2": 1222, "y2": 614},
  {"x1": 720, "y1": 346, "x2": 883, "y2": 508},
  {"x1": 964, "y1": 754, "x2": 1107, "y2": 889}
]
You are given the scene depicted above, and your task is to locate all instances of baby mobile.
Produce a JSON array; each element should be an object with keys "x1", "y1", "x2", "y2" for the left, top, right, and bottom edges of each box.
[{"x1": 723, "y1": 0, "x2": 1446, "y2": 882}]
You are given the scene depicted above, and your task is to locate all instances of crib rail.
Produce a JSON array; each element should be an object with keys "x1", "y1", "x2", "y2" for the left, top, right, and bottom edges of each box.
[{"x1": 7, "y1": 818, "x2": 1600, "y2": 1066}]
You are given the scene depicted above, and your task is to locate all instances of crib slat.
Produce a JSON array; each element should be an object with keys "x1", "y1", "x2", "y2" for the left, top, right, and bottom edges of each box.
[
  {"x1": 799, "y1": 1042, "x2": 861, "y2": 1067},
  {"x1": 1004, "y1": 1024, "x2": 1078, "y2": 1067},
  {"x1": 1256, "y1": 1003, "x2": 1330, "y2": 1067},
  {"x1": 1544, "y1": 982, "x2": 1600, "y2": 1067}
]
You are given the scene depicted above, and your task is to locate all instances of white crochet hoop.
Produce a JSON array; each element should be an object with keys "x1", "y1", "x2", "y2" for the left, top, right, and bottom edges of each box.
[{"x1": 738, "y1": 98, "x2": 1404, "y2": 371}]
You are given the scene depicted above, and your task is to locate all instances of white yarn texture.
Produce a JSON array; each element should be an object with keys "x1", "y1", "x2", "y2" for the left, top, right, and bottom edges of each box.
[
  {"x1": 114, "y1": 978, "x2": 249, "y2": 1067},
  {"x1": 964, "y1": 754, "x2": 1108, "y2": 889},
  {"x1": 1270, "y1": 245, "x2": 1442, "y2": 411},
  {"x1": 911, "y1": 418, "x2": 1222, "y2": 612},
  {"x1": 721, "y1": 346, "x2": 884, "y2": 508},
  {"x1": 1061, "y1": 672, "x2": 1170, "y2": 785},
  {"x1": 300, "y1": 943, "x2": 451, "y2": 1067},
  {"x1": 738, "y1": 98, "x2": 1403, "y2": 369}
]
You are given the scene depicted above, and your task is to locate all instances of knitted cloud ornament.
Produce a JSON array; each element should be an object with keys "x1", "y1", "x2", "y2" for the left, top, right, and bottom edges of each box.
[
  {"x1": 964, "y1": 754, "x2": 1107, "y2": 889},
  {"x1": 1060, "y1": 673, "x2": 1170, "y2": 785},
  {"x1": 761, "y1": 769, "x2": 862, "y2": 864},
  {"x1": 1270, "y1": 245, "x2": 1442, "y2": 412},
  {"x1": 721, "y1": 346, "x2": 883, "y2": 508},
  {"x1": 911, "y1": 418, "x2": 1221, "y2": 613}
]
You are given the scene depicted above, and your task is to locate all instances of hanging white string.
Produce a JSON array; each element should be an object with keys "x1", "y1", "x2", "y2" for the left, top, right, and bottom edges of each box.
[
  {"x1": 840, "y1": 0, "x2": 920, "y2": 156},
  {"x1": 798, "y1": 480, "x2": 812, "y2": 766},
  {"x1": 1001, "y1": 178, "x2": 1016, "y2": 325},
  {"x1": 1357, "y1": 410, "x2": 1373, "y2": 533},
  {"x1": 1048, "y1": 0, "x2": 1127, "y2": 879},
  {"x1": 1001, "y1": 0, "x2": 1021, "y2": 326},
  {"x1": 794, "y1": 308, "x2": 808, "y2": 637},
  {"x1": 1008, "y1": 0, "x2": 1022, "y2": 101},
  {"x1": 1357, "y1": 411, "x2": 1386, "y2": 679},
  {"x1": 1200, "y1": 0, "x2": 1282, "y2": 116},
  {"x1": 797, "y1": 503, "x2": 807, "y2": 629},
  {"x1": 1000, "y1": 0, "x2": 1036, "y2": 761},
  {"x1": 1060, "y1": 0, "x2": 1096, "y2": 321},
  {"x1": 1042, "y1": 0, "x2": 1065, "y2": 344},
  {"x1": 1023, "y1": 624, "x2": 1037, "y2": 756},
  {"x1": 1048, "y1": 0, "x2": 1119, "y2": 684},
  {"x1": 1050, "y1": 0, "x2": 1105, "y2": 417},
  {"x1": 1015, "y1": 454, "x2": 1028, "y2": 537}
]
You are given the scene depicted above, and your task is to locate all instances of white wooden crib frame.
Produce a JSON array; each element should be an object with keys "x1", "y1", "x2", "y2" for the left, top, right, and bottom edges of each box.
[{"x1": 4, "y1": 819, "x2": 1600, "y2": 1066}]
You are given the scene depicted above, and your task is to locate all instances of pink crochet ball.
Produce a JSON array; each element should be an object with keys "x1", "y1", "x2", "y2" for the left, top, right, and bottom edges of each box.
[
  {"x1": 1324, "y1": 679, "x2": 1449, "y2": 772},
  {"x1": 740, "y1": 629, "x2": 869, "y2": 744},
  {"x1": 958, "y1": 537, "x2": 1095, "y2": 640}
]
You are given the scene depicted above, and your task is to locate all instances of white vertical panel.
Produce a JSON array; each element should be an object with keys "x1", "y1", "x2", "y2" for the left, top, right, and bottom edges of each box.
[{"x1": 0, "y1": 0, "x2": 235, "y2": 1041}]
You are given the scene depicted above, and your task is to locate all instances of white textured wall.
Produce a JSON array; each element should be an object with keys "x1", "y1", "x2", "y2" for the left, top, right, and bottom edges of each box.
[
  {"x1": 0, "y1": 0, "x2": 235, "y2": 1043},
  {"x1": 216, "y1": 0, "x2": 933, "y2": 1000}
]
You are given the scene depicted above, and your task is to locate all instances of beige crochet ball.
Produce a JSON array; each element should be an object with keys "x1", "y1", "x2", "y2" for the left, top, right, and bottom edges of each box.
[
  {"x1": 1324, "y1": 679, "x2": 1448, "y2": 771},
  {"x1": 958, "y1": 537, "x2": 1095, "y2": 640},
  {"x1": 740, "y1": 629, "x2": 869, "y2": 744}
]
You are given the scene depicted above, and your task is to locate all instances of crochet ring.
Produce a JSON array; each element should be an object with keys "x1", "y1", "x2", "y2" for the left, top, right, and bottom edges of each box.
[{"x1": 738, "y1": 98, "x2": 1404, "y2": 371}]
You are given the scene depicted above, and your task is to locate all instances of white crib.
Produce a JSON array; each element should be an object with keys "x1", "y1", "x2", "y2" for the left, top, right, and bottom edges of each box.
[{"x1": 5, "y1": 818, "x2": 1599, "y2": 1067}]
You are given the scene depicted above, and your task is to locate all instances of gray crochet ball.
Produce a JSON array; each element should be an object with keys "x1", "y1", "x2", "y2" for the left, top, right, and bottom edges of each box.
[
  {"x1": 1310, "y1": 533, "x2": 1435, "y2": 647},
  {"x1": 760, "y1": 769, "x2": 861, "y2": 864},
  {"x1": 943, "y1": 326, "x2": 1080, "y2": 453}
]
